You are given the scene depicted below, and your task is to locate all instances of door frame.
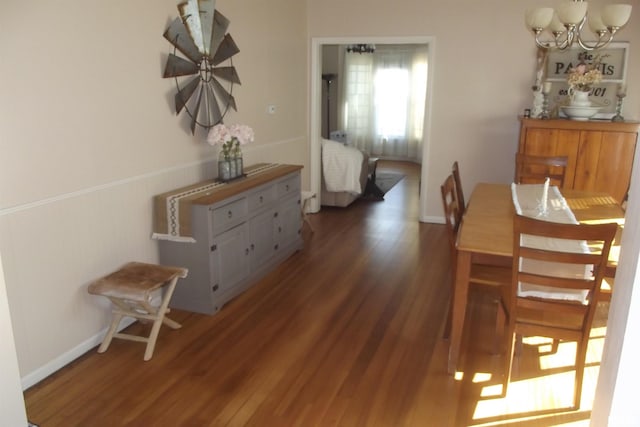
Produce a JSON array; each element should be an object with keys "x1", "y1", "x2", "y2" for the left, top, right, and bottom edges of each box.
[{"x1": 309, "y1": 35, "x2": 436, "y2": 221}]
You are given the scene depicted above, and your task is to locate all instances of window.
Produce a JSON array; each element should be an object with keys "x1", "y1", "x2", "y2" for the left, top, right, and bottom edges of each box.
[{"x1": 342, "y1": 44, "x2": 428, "y2": 160}]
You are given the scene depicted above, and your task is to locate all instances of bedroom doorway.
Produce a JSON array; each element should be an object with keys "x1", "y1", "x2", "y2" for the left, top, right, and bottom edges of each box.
[
  {"x1": 321, "y1": 44, "x2": 427, "y2": 161},
  {"x1": 309, "y1": 36, "x2": 435, "y2": 221}
]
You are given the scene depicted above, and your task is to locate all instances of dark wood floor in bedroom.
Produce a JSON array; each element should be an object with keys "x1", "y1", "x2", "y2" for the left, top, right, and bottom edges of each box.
[{"x1": 24, "y1": 160, "x2": 607, "y2": 426}]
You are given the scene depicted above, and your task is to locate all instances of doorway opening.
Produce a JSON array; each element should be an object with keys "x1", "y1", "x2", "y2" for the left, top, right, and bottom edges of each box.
[{"x1": 310, "y1": 36, "x2": 435, "y2": 221}]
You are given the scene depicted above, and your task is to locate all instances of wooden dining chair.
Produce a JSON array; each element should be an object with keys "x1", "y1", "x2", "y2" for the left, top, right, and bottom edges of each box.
[
  {"x1": 515, "y1": 153, "x2": 568, "y2": 187},
  {"x1": 440, "y1": 174, "x2": 511, "y2": 340},
  {"x1": 499, "y1": 215, "x2": 617, "y2": 409},
  {"x1": 452, "y1": 161, "x2": 465, "y2": 212}
]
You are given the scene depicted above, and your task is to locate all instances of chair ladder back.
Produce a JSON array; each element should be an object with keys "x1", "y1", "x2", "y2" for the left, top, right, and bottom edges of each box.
[
  {"x1": 515, "y1": 153, "x2": 568, "y2": 187},
  {"x1": 501, "y1": 214, "x2": 617, "y2": 409},
  {"x1": 440, "y1": 174, "x2": 462, "y2": 255},
  {"x1": 452, "y1": 161, "x2": 465, "y2": 212}
]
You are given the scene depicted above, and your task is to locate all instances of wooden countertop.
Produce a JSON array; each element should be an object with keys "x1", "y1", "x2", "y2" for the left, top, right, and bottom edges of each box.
[
  {"x1": 191, "y1": 164, "x2": 302, "y2": 205},
  {"x1": 153, "y1": 163, "x2": 303, "y2": 241},
  {"x1": 519, "y1": 117, "x2": 640, "y2": 132}
]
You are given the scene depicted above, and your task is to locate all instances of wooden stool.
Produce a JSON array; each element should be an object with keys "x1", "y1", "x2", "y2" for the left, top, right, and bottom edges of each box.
[{"x1": 88, "y1": 262, "x2": 188, "y2": 361}]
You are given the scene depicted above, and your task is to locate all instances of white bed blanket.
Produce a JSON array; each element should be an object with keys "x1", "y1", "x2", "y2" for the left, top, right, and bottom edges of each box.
[{"x1": 321, "y1": 139, "x2": 364, "y2": 194}]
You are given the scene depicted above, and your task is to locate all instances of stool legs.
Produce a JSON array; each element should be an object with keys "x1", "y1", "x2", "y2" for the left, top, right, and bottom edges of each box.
[
  {"x1": 98, "y1": 312, "x2": 124, "y2": 354},
  {"x1": 142, "y1": 277, "x2": 180, "y2": 361},
  {"x1": 96, "y1": 276, "x2": 182, "y2": 361}
]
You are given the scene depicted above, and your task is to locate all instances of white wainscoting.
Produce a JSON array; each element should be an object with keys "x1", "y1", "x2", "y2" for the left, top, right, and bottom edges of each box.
[{"x1": 0, "y1": 138, "x2": 307, "y2": 390}]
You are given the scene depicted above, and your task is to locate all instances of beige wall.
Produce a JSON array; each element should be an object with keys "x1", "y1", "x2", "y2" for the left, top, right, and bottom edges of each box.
[{"x1": 0, "y1": 0, "x2": 307, "y2": 386}]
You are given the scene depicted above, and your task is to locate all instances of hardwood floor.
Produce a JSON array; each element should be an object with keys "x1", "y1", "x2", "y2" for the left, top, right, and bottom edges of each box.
[{"x1": 24, "y1": 161, "x2": 607, "y2": 426}]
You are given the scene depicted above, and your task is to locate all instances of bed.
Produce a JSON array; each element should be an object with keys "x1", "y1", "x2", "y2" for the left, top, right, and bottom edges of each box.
[{"x1": 321, "y1": 138, "x2": 369, "y2": 207}]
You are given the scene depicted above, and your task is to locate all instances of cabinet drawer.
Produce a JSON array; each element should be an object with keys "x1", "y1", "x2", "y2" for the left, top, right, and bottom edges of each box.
[
  {"x1": 211, "y1": 198, "x2": 248, "y2": 233},
  {"x1": 248, "y1": 185, "x2": 276, "y2": 211},
  {"x1": 277, "y1": 175, "x2": 300, "y2": 198}
]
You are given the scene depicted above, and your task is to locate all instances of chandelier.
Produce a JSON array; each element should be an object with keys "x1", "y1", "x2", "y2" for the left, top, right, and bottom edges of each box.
[
  {"x1": 525, "y1": 0, "x2": 632, "y2": 50},
  {"x1": 346, "y1": 44, "x2": 376, "y2": 54}
]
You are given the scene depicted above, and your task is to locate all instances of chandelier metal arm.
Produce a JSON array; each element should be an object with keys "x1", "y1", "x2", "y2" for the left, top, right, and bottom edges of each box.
[
  {"x1": 532, "y1": 17, "x2": 619, "y2": 51},
  {"x1": 532, "y1": 28, "x2": 571, "y2": 50},
  {"x1": 526, "y1": 2, "x2": 631, "y2": 51},
  {"x1": 576, "y1": 28, "x2": 617, "y2": 51}
]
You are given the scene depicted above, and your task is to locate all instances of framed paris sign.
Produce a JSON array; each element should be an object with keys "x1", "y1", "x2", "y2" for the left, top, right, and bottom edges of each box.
[{"x1": 544, "y1": 42, "x2": 628, "y2": 119}]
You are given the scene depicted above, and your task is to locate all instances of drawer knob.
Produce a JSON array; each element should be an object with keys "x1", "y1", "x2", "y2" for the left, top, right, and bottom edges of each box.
[
  {"x1": 285, "y1": 184, "x2": 290, "y2": 191},
  {"x1": 259, "y1": 195, "x2": 263, "y2": 203},
  {"x1": 228, "y1": 210, "x2": 233, "y2": 219}
]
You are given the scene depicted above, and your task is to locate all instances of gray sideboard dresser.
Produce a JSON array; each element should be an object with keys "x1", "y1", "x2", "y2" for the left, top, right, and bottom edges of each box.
[{"x1": 153, "y1": 163, "x2": 304, "y2": 314}]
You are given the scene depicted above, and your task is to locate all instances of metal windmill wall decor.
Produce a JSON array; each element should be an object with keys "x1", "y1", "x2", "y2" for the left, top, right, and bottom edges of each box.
[{"x1": 163, "y1": 0, "x2": 241, "y2": 134}]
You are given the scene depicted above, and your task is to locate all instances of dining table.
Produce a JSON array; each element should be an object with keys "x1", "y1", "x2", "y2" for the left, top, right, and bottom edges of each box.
[{"x1": 447, "y1": 182, "x2": 625, "y2": 375}]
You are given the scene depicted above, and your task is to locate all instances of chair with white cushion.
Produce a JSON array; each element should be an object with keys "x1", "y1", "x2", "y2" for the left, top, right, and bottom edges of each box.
[{"x1": 498, "y1": 215, "x2": 616, "y2": 409}]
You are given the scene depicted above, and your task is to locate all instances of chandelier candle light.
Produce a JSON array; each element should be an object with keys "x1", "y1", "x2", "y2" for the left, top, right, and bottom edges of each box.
[
  {"x1": 525, "y1": 0, "x2": 632, "y2": 50},
  {"x1": 207, "y1": 124, "x2": 254, "y2": 182}
]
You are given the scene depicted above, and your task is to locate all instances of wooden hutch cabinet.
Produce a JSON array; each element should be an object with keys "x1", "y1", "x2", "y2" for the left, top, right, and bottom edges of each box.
[{"x1": 518, "y1": 118, "x2": 639, "y2": 203}]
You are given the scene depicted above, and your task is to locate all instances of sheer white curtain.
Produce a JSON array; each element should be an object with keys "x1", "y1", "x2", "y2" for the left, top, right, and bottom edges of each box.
[{"x1": 341, "y1": 45, "x2": 428, "y2": 161}]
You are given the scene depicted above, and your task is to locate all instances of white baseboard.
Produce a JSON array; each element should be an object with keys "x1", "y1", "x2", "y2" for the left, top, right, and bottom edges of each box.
[
  {"x1": 21, "y1": 318, "x2": 135, "y2": 390},
  {"x1": 420, "y1": 215, "x2": 445, "y2": 224}
]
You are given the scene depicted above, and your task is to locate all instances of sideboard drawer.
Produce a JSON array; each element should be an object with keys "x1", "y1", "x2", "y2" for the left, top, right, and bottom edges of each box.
[
  {"x1": 277, "y1": 175, "x2": 300, "y2": 198},
  {"x1": 248, "y1": 184, "x2": 277, "y2": 211},
  {"x1": 211, "y1": 198, "x2": 248, "y2": 233}
]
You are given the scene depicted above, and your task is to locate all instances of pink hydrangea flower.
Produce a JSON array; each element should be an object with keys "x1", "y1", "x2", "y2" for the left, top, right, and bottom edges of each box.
[{"x1": 206, "y1": 124, "x2": 254, "y2": 161}]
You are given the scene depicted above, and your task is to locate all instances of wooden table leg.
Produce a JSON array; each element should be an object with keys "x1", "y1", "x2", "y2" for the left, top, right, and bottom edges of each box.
[{"x1": 448, "y1": 250, "x2": 471, "y2": 375}]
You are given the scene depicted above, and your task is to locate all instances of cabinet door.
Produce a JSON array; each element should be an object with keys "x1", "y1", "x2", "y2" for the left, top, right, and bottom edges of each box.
[
  {"x1": 575, "y1": 131, "x2": 636, "y2": 203},
  {"x1": 249, "y1": 208, "x2": 277, "y2": 270},
  {"x1": 210, "y1": 223, "x2": 250, "y2": 295},
  {"x1": 275, "y1": 194, "x2": 302, "y2": 251},
  {"x1": 522, "y1": 128, "x2": 580, "y2": 189}
]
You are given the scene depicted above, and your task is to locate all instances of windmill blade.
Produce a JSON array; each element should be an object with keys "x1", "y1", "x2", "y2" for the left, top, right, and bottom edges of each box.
[
  {"x1": 213, "y1": 66, "x2": 241, "y2": 85},
  {"x1": 198, "y1": 0, "x2": 216, "y2": 56},
  {"x1": 212, "y1": 34, "x2": 240, "y2": 66},
  {"x1": 190, "y1": 84, "x2": 204, "y2": 134},
  {"x1": 210, "y1": 11, "x2": 230, "y2": 59},
  {"x1": 175, "y1": 76, "x2": 200, "y2": 114},
  {"x1": 164, "y1": 54, "x2": 200, "y2": 78},
  {"x1": 178, "y1": 0, "x2": 205, "y2": 55},
  {"x1": 205, "y1": 82, "x2": 223, "y2": 125},
  {"x1": 163, "y1": 17, "x2": 202, "y2": 64},
  {"x1": 211, "y1": 78, "x2": 237, "y2": 112}
]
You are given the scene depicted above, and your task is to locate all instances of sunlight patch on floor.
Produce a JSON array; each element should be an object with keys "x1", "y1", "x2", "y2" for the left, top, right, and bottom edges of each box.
[
  {"x1": 475, "y1": 371, "x2": 575, "y2": 415},
  {"x1": 470, "y1": 329, "x2": 606, "y2": 425},
  {"x1": 472, "y1": 372, "x2": 492, "y2": 383}
]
